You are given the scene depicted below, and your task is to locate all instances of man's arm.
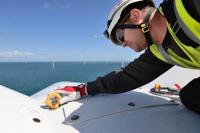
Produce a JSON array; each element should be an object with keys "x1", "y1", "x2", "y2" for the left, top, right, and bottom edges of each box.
[{"x1": 87, "y1": 48, "x2": 174, "y2": 95}]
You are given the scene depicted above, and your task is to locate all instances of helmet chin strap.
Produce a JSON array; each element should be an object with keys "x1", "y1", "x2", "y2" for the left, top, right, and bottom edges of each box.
[
  {"x1": 117, "y1": 7, "x2": 155, "y2": 46},
  {"x1": 142, "y1": 7, "x2": 155, "y2": 46}
]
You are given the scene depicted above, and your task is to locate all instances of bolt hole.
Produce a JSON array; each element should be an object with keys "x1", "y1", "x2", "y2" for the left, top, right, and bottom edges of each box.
[
  {"x1": 71, "y1": 115, "x2": 79, "y2": 120},
  {"x1": 128, "y1": 102, "x2": 135, "y2": 107},
  {"x1": 33, "y1": 118, "x2": 41, "y2": 123}
]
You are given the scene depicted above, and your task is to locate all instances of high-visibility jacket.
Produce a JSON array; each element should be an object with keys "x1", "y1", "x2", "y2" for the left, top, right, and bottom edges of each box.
[
  {"x1": 86, "y1": 0, "x2": 200, "y2": 95},
  {"x1": 149, "y1": 0, "x2": 200, "y2": 69}
]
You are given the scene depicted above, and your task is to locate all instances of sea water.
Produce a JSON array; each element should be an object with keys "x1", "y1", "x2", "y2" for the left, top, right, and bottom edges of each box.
[{"x1": 0, "y1": 62, "x2": 127, "y2": 96}]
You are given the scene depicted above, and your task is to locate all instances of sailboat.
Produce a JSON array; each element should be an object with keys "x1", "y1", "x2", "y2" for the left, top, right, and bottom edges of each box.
[{"x1": 0, "y1": 66, "x2": 200, "y2": 133}]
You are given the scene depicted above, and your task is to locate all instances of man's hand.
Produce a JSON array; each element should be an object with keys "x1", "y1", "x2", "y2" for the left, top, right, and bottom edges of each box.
[{"x1": 54, "y1": 84, "x2": 88, "y2": 105}]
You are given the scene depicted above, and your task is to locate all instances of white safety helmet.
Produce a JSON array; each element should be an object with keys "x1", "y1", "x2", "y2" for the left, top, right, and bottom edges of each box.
[{"x1": 104, "y1": 0, "x2": 155, "y2": 45}]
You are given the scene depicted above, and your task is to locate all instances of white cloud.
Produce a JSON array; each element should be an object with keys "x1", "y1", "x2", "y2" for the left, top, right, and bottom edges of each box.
[{"x1": 0, "y1": 50, "x2": 37, "y2": 58}]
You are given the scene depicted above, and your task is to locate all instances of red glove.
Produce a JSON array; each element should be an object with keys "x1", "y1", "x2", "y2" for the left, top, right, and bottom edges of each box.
[{"x1": 54, "y1": 84, "x2": 88, "y2": 105}]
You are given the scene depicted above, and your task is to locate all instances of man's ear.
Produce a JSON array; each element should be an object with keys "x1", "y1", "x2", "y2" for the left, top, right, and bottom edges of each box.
[{"x1": 129, "y1": 9, "x2": 142, "y2": 23}]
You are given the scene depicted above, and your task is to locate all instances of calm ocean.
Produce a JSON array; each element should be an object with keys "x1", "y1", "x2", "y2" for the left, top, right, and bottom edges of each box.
[{"x1": 0, "y1": 62, "x2": 127, "y2": 96}]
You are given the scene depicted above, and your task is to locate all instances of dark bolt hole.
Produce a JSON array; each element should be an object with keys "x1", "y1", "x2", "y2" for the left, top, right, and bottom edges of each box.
[
  {"x1": 71, "y1": 115, "x2": 79, "y2": 120},
  {"x1": 33, "y1": 118, "x2": 41, "y2": 123},
  {"x1": 128, "y1": 102, "x2": 135, "y2": 107}
]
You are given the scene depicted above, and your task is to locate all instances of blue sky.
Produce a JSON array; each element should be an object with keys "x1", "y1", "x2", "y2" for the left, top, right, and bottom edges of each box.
[{"x1": 0, "y1": 0, "x2": 162, "y2": 62}]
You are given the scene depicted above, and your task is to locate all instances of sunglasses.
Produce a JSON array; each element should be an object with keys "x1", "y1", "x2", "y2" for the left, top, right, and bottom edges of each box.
[
  {"x1": 115, "y1": 28, "x2": 125, "y2": 46},
  {"x1": 115, "y1": 14, "x2": 130, "y2": 46}
]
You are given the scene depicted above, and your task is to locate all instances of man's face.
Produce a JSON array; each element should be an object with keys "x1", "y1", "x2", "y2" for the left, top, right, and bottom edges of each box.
[
  {"x1": 121, "y1": 15, "x2": 148, "y2": 52},
  {"x1": 118, "y1": 8, "x2": 149, "y2": 52},
  {"x1": 123, "y1": 23, "x2": 148, "y2": 52}
]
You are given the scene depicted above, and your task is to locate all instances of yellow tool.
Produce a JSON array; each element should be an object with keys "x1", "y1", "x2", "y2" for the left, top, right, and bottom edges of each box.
[
  {"x1": 45, "y1": 92, "x2": 61, "y2": 109},
  {"x1": 154, "y1": 84, "x2": 161, "y2": 92}
]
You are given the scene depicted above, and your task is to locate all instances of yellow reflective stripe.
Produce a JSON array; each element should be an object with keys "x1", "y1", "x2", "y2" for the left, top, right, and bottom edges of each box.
[
  {"x1": 167, "y1": 22, "x2": 193, "y2": 61},
  {"x1": 158, "y1": 5, "x2": 200, "y2": 68},
  {"x1": 175, "y1": 0, "x2": 200, "y2": 41},
  {"x1": 149, "y1": 44, "x2": 167, "y2": 62},
  {"x1": 167, "y1": 49, "x2": 196, "y2": 68},
  {"x1": 165, "y1": 22, "x2": 200, "y2": 68}
]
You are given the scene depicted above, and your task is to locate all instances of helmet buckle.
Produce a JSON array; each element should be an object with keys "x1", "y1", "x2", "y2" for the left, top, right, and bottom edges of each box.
[{"x1": 141, "y1": 23, "x2": 149, "y2": 33}]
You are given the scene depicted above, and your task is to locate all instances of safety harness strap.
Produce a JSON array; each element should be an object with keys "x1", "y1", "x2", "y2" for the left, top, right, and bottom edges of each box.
[{"x1": 142, "y1": 7, "x2": 155, "y2": 45}]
